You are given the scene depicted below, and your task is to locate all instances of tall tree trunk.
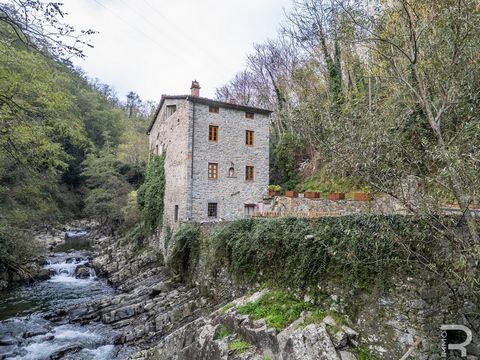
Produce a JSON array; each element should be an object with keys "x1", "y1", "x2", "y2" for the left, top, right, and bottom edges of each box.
[{"x1": 412, "y1": 66, "x2": 479, "y2": 244}]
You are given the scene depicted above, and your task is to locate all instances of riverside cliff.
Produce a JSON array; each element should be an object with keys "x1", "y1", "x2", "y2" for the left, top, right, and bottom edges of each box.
[{"x1": 73, "y1": 216, "x2": 480, "y2": 359}]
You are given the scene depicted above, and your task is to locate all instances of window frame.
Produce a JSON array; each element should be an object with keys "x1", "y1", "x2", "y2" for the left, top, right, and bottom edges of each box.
[
  {"x1": 166, "y1": 104, "x2": 177, "y2": 118},
  {"x1": 207, "y1": 202, "x2": 218, "y2": 218},
  {"x1": 208, "y1": 162, "x2": 218, "y2": 179},
  {"x1": 245, "y1": 165, "x2": 254, "y2": 181},
  {"x1": 209, "y1": 106, "x2": 219, "y2": 114},
  {"x1": 209, "y1": 125, "x2": 219, "y2": 142},
  {"x1": 245, "y1": 130, "x2": 254, "y2": 146},
  {"x1": 244, "y1": 204, "x2": 256, "y2": 217},
  {"x1": 245, "y1": 112, "x2": 254, "y2": 119}
]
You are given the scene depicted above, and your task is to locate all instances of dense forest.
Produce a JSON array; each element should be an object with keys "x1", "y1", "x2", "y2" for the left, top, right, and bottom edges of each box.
[{"x1": 0, "y1": 0, "x2": 154, "y2": 272}]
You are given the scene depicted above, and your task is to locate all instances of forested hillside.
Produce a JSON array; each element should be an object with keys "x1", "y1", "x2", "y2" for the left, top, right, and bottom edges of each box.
[
  {"x1": 218, "y1": 0, "x2": 480, "y2": 241},
  {"x1": 0, "y1": 1, "x2": 151, "y2": 272}
]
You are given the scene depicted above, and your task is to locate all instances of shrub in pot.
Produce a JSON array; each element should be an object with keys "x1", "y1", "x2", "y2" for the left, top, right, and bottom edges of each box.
[{"x1": 268, "y1": 185, "x2": 281, "y2": 197}]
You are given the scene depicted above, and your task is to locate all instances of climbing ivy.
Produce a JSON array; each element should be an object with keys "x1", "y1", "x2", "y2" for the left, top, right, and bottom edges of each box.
[
  {"x1": 211, "y1": 215, "x2": 458, "y2": 294},
  {"x1": 168, "y1": 224, "x2": 201, "y2": 280},
  {"x1": 137, "y1": 152, "x2": 166, "y2": 234}
]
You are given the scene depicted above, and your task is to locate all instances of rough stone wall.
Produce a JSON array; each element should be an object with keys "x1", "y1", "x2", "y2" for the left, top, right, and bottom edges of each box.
[
  {"x1": 148, "y1": 99, "x2": 190, "y2": 231},
  {"x1": 190, "y1": 103, "x2": 269, "y2": 221},
  {"x1": 270, "y1": 195, "x2": 408, "y2": 216}
]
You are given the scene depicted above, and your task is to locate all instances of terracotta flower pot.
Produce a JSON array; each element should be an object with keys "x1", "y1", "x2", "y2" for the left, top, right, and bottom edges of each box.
[
  {"x1": 353, "y1": 192, "x2": 369, "y2": 201},
  {"x1": 327, "y1": 192, "x2": 345, "y2": 201},
  {"x1": 285, "y1": 191, "x2": 298, "y2": 198},
  {"x1": 304, "y1": 191, "x2": 320, "y2": 199},
  {"x1": 269, "y1": 190, "x2": 280, "y2": 197}
]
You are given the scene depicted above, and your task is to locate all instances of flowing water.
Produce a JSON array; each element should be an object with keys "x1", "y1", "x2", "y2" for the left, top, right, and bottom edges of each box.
[{"x1": 0, "y1": 231, "x2": 132, "y2": 359}]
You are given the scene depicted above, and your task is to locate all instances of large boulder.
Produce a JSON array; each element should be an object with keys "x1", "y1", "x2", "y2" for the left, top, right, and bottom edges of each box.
[
  {"x1": 74, "y1": 265, "x2": 90, "y2": 279},
  {"x1": 282, "y1": 324, "x2": 340, "y2": 360},
  {"x1": 35, "y1": 268, "x2": 51, "y2": 281}
]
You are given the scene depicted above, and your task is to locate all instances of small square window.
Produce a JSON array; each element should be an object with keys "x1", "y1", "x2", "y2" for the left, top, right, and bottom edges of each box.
[
  {"x1": 245, "y1": 112, "x2": 254, "y2": 119},
  {"x1": 208, "y1": 203, "x2": 218, "y2": 218},
  {"x1": 245, "y1": 165, "x2": 254, "y2": 181},
  {"x1": 246, "y1": 130, "x2": 254, "y2": 146},
  {"x1": 209, "y1": 125, "x2": 218, "y2": 141},
  {"x1": 209, "y1": 106, "x2": 219, "y2": 113},
  {"x1": 244, "y1": 204, "x2": 255, "y2": 217},
  {"x1": 208, "y1": 163, "x2": 218, "y2": 179},
  {"x1": 166, "y1": 105, "x2": 177, "y2": 118}
]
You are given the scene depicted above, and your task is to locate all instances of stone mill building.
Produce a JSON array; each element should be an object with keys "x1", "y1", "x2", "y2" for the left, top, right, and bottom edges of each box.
[{"x1": 147, "y1": 81, "x2": 271, "y2": 227}]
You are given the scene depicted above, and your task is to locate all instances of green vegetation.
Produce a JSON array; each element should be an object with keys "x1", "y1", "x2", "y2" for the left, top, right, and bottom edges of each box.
[
  {"x1": 295, "y1": 168, "x2": 369, "y2": 198},
  {"x1": 220, "y1": 0, "x2": 480, "y2": 247},
  {"x1": 0, "y1": 223, "x2": 39, "y2": 274},
  {"x1": 136, "y1": 153, "x2": 166, "y2": 234},
  {"x1": 354, "y1": 346, "x2": 379, "y2": 360},
  {"x1": 267, "y1": 185, "x2": 282, "y2": 192},
  {"x1": 214, "y1": 325, "x2": 231, "y2": 340},
  {"x1": 227, "y1": 339, "x2": 251, "y2": 353},
  {"x1": 220, "y1": 303, "x2": 235, "y2": 314},
  {"x1": 0, "y1": 5, "x2": 152, "y2": 271},
  {"x1": 168, "y1": 224, "x2": 201, "y2": 279},
  {"x1": 270, "y1": 133, "x2": 304, "y2": 190},
  {"x1": 211, "y1": 216, "x2": 470, "y2": 296},
  {"x1": 236, "y1": 290, "x2": 312, "y2": 331},
  {"x1": 299, "y1": 309, "x2": 326, "y2": 328}
]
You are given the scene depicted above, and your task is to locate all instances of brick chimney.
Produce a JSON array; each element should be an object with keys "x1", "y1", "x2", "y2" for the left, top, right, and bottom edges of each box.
[{"x1": 190, "y1": 80, "x2": 200, "y2": 97}]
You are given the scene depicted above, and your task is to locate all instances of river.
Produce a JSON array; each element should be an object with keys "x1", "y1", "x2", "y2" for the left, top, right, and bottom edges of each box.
[{"x1": 0, "y1": 231, "x2": 133, "y2": 359}]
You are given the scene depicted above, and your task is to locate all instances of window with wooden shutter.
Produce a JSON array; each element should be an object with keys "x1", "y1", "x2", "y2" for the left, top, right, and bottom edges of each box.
[
  {"x1": 245, "y1": 130, "x2": 254, "y2": 146},
  {"x1": 166, "y1": 105, "x2": 177, "y2": 118},
  {"x1": 209, "y1": 106, "x2": 219, "y2": 113},
  {"x1": 209, "y1": 125, "x2": 218, "y2": 142},
  {"x1": 245, "y1": 166, "x2": 254, "y2": 181},
  {"x1": 208, "y1": 163, "x2": 218, "y2": 179}
]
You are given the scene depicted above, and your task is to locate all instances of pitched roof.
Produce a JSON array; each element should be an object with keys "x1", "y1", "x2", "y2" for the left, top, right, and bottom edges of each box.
[{"x1": 146, "y1": 95, "x2": 273, "y2": 134}]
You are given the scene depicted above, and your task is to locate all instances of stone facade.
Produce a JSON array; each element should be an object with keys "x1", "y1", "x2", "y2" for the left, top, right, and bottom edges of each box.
[
  {"x1": 147, "y1": 84, "x2": 271, "y2": 228},
  {"x1": 148, "y1": 98, "x2": 191, "y2": 228}
]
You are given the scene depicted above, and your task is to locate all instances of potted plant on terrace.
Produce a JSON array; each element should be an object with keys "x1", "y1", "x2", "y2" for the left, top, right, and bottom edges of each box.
[
  {"x1": 327, "y1": 192, "x2": 345, "y2": 200},
  {"x1": 268, "y1": 185, "x2": 281, "y2": 197},
  {"x1": 353, "y1": 192, "x2": 369, "y2": 201},
  {"x1": 304, "y1": 191, "x2": 320, "y2": 199},
  {"x1": 285, "y1": 190, "x2": 298, "y2": 198}
]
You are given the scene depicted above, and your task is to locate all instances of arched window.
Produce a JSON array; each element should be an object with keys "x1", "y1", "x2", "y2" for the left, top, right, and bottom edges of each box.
[{"x1": 228, "y1": 162, "x2": 235, "y2": 177}]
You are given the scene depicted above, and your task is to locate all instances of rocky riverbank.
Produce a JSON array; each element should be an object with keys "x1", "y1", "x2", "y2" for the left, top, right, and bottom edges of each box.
[
  {"x1": 3, "y1": 220, "x2": 479, "y2": 359},
  {"x1": 83, "y1": 225, "x2": 480, "y2": 360},
  {"x1": 0, "y1": 220, "x2": 97, "y2": 291}
]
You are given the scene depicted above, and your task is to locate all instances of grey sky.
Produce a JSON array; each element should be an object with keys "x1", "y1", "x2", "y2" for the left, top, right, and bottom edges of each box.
[{"x1": 61, "y1": 0, "x2": 292, "y2": 102}]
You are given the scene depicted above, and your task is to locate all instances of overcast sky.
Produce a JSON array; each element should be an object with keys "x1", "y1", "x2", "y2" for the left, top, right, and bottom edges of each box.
[{"x1": 61, "y1": 0, "x2": 292, "y2": 102}]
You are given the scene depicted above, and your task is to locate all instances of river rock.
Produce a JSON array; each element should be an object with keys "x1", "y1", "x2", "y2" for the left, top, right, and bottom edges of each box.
[
  {"x1": 0, "y1": 280, "x2": 8, "y2": 291},
  {"x1": 74, "y1": 265, "x2": 90, "y2": 279},
  {"x1": 35, "y1": 268, "x2": 51, "y2": 281},
  {"x1": 0, "y1": 335, "x2": 19, "y2": 346},
  {"x1": 339, "y1": 351, "x2": 357, "y2": 360}
]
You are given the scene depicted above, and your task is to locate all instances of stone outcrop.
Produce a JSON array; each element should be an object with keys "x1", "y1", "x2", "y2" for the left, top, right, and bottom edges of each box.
[
  {"x1": 127, "y1": 292, "x2": 358, "y2": 360},
  {"x1": 58, "y1": 225, "x2": 480, "y2": 359}
]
